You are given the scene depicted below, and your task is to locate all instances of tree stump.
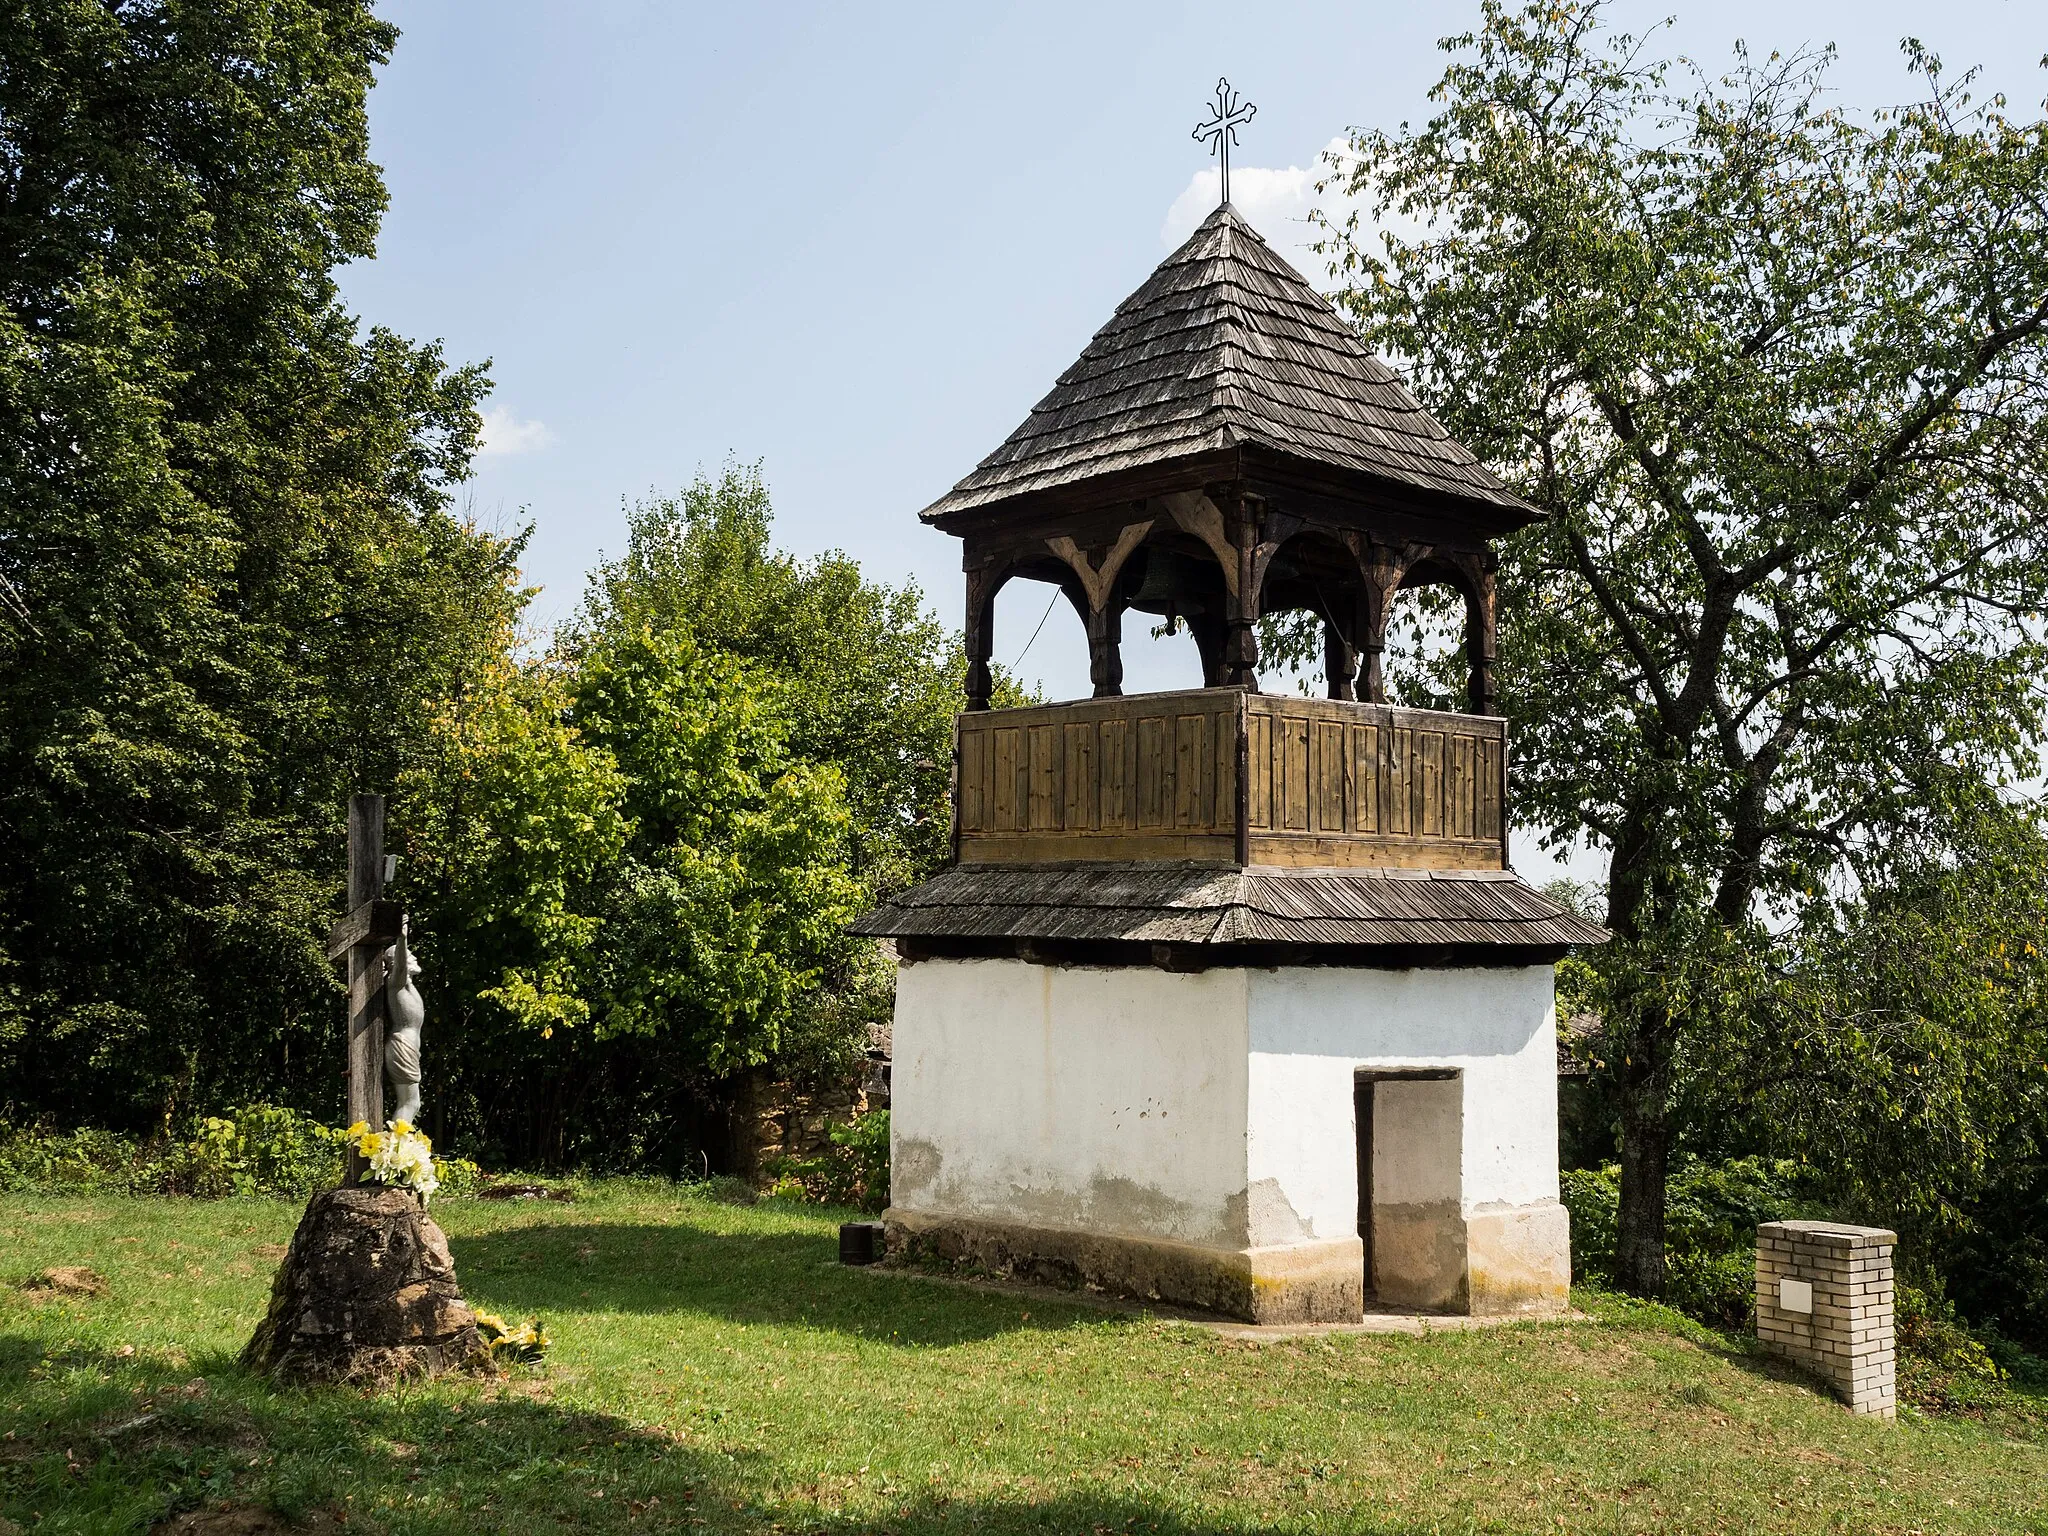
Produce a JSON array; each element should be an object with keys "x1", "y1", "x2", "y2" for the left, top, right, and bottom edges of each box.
[{"x1": 242, "y1": 1185, "x2": 489, "y2": 1388}]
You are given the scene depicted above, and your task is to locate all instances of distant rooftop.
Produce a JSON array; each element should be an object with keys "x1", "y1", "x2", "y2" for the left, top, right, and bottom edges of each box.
[{"x1": 922, "y1": 202, "x2": 1536, "y2": 526}]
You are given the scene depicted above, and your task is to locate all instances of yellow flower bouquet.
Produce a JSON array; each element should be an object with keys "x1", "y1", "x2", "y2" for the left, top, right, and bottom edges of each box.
[
  {"x1": 343, "y1": 1119, "x2": 441, "y2": 1201},
  {"x1": 473, "y1": 1308, "x2": 549, "y2": 1366}
]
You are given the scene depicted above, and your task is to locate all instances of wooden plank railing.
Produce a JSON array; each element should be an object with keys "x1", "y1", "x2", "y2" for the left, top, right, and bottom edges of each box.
[{"x1": 953, "y1": 689, "x2": 1507, "y2": 870}]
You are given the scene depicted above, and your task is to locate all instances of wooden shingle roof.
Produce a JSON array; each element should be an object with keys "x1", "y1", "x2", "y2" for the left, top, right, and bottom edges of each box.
[
  {"x1": 921, "y1": 202, "x2": 1535, "y2": 525},
  {"x1": 854, "y1": 863, "x2": 1606, "y2": 955}
]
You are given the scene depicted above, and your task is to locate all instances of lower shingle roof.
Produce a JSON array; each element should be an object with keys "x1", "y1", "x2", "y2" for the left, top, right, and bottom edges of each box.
[{"x1": 853, "y1": 863, "x2": 1607, "y2": 952}]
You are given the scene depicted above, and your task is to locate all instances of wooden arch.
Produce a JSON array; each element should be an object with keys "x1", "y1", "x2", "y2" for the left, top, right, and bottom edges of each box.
[{"x1": 959, "y1": 488, "x2": 1498, "y2": 717}]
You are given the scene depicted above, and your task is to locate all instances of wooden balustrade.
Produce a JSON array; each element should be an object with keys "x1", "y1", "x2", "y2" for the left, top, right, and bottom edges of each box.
[{"x1": 953, "y1": 689, "x2": 1507, "y2": 870}]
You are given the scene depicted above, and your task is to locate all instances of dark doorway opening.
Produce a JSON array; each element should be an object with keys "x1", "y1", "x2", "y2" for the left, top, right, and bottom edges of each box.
[{"x1": 1354, "y1": 1068, "x2": 1460, "y2": 1306}]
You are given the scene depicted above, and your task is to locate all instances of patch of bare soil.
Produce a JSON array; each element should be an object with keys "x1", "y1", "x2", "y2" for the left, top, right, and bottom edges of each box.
[{"x1": 22, "y1": 1265, "x2": 107, "y2": 1297}]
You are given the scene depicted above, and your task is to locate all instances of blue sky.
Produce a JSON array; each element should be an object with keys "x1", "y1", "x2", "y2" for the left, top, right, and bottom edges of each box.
[{"x1": 342, "y1": 1, "x2": 2042, "y2": 876}]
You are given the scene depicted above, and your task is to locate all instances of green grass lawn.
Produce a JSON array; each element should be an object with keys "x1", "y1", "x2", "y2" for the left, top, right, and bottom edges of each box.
[{"x1": 2, "y1": 1183, "x2": 2042, "y2": 1534}]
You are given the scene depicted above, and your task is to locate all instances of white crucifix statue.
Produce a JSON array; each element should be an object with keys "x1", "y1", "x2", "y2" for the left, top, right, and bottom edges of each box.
[
  {"x1": 384, "y1": 917, "x2": 425, "y2": 1127},
  {"x1": 1191, "y1": 76, "x2": 1257, "y2": 206}
]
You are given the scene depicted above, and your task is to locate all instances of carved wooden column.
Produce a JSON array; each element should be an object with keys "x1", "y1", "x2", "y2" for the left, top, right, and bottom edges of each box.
[
  {"x1": 1357, "y1": 538, "x2": 1428, "y2": 705},
  {"x1": 1047, "y1": 522, "x2": 1149, "y2": 701},
  {"x1": 1359, "y1": 598, "x2": 1386, "y2": 702},
  {"x1": 1461, "y1": 555, "x2": 1499, "y2": 716},
  {"x1": 1082, "y1": 589, "x2": 1125, "y2": 698},
  {"x1": 962, "y1": 557, "x2": 1001, "y2": 711},
  {"x1": 1157, "y1": 491, "x2": 1244, "y2": 689},
  {"x1": 1223, "y1": 489, "x2": 1262, "y2": 689},
  {"x1": 1187, "y1": 613, "x2": 1228, "y2": 687}
]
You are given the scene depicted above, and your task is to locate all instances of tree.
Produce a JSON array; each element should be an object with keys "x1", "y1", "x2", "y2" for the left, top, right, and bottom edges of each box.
[
  {"x1": 395, "y1": 655, "x2": 628, "y2": 1050},
  {"x1": 394, "y1": 627, "x2": 865, "y2": 1170},
  {"x1": 1318, "y1": 2, "x2": 2048, "y2": 1292},
  {"x1": 1777, "y1": 816, "x2": 2048, "y2": 1339},
  {"x1": 485, "y1": 468, "x2": 975, "y2": 1168},
  {"x1": 570, "y1": 624, "x2": 864, "y2": 1071},
  {"x1": 0, "y1": 2, "x2": 521, "y2": 1128},
  {"x1": 577, "y1": 465, "x2": 990, "y2": 895}
]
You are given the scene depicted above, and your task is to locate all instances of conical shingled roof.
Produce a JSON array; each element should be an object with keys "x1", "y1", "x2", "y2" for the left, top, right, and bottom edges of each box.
[{"x1": 921, "y1": 202, "x2": 1533, "y2": 524}]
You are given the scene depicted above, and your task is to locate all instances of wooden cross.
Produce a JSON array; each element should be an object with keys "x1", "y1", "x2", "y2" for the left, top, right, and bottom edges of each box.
[
  {"x1": 1191, "y1": 77, "x2": 1256, "y2": 207},
  {"x1": 325, "y1": 793, "x2": 403, "y2": 1180}
]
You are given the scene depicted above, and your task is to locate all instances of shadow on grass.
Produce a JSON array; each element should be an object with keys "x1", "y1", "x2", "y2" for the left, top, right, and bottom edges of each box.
[
  {"x1": 0, "y1": 1332, "x2": 43, "y2": 1386},
  {"x1": 0, "y1": 1334, "x2": 1453, "y2": 1535},
  {"x1": 727, "y1": 1490, "x2": 1436, "y2": 1535},
  {"x1": 0, "y1": 1332, "x2": 755, "y2": 1533},
  {"x1": 450, "y1": 1221, "x2": 1112, "y2": 1347},
  {"x1": 0, "y1": 1331, "x2": 1472, "y2": 1536}
]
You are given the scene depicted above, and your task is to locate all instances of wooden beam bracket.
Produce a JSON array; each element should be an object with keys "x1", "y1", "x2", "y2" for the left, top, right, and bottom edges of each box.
[{"x1": 326, "y1": 897, "x2": 403, "y2": 963}]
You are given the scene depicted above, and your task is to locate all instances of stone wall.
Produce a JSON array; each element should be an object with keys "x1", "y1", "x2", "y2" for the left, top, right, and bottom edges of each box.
[
  {"x1": 1755, "y1": 1220, "x2": 1897, "y2": 1419},
  {"x1": 730, "y1": 1023, "x2": 890, "y2": 1184}
]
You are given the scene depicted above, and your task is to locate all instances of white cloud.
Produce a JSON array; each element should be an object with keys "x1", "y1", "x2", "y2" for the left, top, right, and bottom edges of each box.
[
  {"x1": 477, "y1": 404, "x2": 556, "y2": 457},
  {"x1": 1161, "y1": 137, "x2": 1364, "y2": 290}
]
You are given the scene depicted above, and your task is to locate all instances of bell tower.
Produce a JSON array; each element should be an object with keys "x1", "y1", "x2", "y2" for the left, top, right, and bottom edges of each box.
[{"x1": 855, "y1": 198, "x2": 1603, "y2": 1324}]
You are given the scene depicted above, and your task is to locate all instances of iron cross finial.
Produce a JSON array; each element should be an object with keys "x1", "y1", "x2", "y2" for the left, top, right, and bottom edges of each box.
[{"x1": 1191, "y1": 77, "x2": 1256, "y2": 206}]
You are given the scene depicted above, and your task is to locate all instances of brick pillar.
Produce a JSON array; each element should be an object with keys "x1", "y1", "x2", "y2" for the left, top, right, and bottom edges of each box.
[{"x1": 1755, "y1": 1220, "x2": 1897, "y2": 1419}]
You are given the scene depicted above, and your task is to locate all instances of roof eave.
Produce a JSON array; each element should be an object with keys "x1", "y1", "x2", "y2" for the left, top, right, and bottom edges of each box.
[
  {"x1": 919, "y1": 440, "x2": 1544, "y2": 539},
  {"x1": 1237, "y1": 442, "x2": 1546, "y2": 534},
  {"x1": 918, "y1": 448, "x2": 1245, "y2": 534}
]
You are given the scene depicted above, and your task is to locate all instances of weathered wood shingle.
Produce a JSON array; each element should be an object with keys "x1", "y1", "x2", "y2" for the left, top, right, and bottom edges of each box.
[
  {"x1": 921, "y1": 203, "x2": 1535, "y2": 523},
  {"x1": 853, "y1": 863, "x2": 1606, "y2": 953}
]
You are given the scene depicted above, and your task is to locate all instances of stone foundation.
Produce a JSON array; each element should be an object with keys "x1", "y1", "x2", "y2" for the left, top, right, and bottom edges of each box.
[
  {"x1": 1466, "y1": 1202, "x2": 1573, "y2": 1316},
  {"x1": 1755, "y1": 1220, "x2": 1896, "y2": 1419},
  {"x1": 243, "y1": 1185, "x2": 490, "y2": 1388},
  {"x1": 885, "y1": 1208, "x2": 1365, "y2": 1324}
]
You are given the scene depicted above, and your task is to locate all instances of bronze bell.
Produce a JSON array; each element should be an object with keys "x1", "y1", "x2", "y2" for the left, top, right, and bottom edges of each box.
[{"x1": 1123, "y1": 546, "x2": 1223, "y2": 616}]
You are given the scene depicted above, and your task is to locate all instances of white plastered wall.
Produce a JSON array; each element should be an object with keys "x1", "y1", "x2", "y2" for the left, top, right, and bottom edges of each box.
[
  {"x1": 889, "y1": 958, "x2": 1559, "y2": 1265},
  {"x1": 889, "y1": 958, "x2": 1255, "y2": 1250},
  {"x1": 1245, "y1": 965, "x2": 1562, "y2": 1244}
]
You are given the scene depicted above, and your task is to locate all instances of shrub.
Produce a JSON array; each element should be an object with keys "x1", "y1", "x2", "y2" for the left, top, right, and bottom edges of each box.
[
  {"x1": 831, "y1": 1109, "x2": 890, "y2": 1210},
  {"x1": 765, "y1": 1109, "x2": 889, "y2": 1212},
  {"x1": 1560, "y1": 1167, "x2": 1619, "y2": 1285},
  {"x1": 1562, "y1": 1156, "x2": 1808, "y2": 1321},
  {"x1": 1565, "y1": 1154, "x2": 2043, "y2": 1405},
  {"x1": 1665, "y1": 1248, "x2": 1757, "y2": 1330},
  {"x1": 0, "y1": 1124, "x2": 159, "y2": 1194},
  {"x1": 435, "y1": 1156, "x2": 485, "y2": 1199},
  {"x1": 1982, "y1": 1328, "x2": 2048, "y2": 1387},
  {"x1": 0, "y1": 1107, "x2": 486, "y2": 1200},
  {"x1": 1895, "y1": 1278, "x2": 2023, "y2": 1413},
  {"x1": 172, "y1": 1105, "x2": 347, "y2": 1197},
  {"x1": 1665, "y1": 1157, "x2": 1809, "y2": 1261},
  {"x1": 1900, "y1": 1282, "x2": 2003, "y2": 1381}
]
